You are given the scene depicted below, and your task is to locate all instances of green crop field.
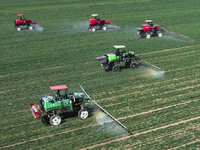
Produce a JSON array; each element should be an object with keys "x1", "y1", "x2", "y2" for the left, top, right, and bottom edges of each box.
[{"x1": 0, "y1": 0, "x2": 200, "y2": 149}]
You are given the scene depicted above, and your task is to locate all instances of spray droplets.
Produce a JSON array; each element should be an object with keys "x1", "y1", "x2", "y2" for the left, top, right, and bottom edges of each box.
[
  {"x1": 32, "y1": 24, "x2": 44, "y2": 31},
  {"x1": 137, "y1": 66, "x2": 165, "y2": 79},
  {"x1": 94, "y1": 110, "x2": 129, "y2": 135}
]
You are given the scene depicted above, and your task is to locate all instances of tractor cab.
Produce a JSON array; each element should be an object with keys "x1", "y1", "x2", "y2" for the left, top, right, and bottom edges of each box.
[
  {"x1": 113, "y1": 45, "x2": 135, "y2": 61},
  {"x1": 16, "y1": 14, "x2": 27, "y2": 24},
  {"x1": 18, "y1": 14, "x2": 26, "y2": 21},
  {"x1": 113, "y1": 45, "x2": 126, "y2": 57},
  {"x1": 113, "y1": 45, "x2": 126, "y2": 53},
  {"x1": 91, "y1": 14, "x2": 100, "y2": 21},
  {"x1": 145, "y1": 20, "x2": 154, "y2": 27},
  {"x1": 50, "y1": 85, "x2": 69, "y2": 101}
]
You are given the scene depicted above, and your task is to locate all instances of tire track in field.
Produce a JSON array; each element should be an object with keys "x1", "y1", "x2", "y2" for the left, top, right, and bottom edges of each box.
[
  {"x1": 152, "y1": 51, "x2": 195, "y2": 59},
  {"x1": 166, "y1": 64, "x2": 200, "y2": 72},
  {"x1": 117, "y1": 98, "x2": 200, "y2": 120},
  {"x1": 138, "y1": 45, "x2": 197, "y2": 55},
  {"x1": 1, "y1": 98, "x2": 199, "y2": 148},
  {"x1": 118, "y1": 122, "x2": 200, "y2": 149},
  {"x1": 97, "y1": 74, "x2": 199, "y2": 100},
  {"x1": 168, "y1": 139, "x2": 200, "y2": 150},
  {"x1": 104, "y1": 83, "x2": 200, "y2": 107},
  {"x1": 98, "y1": 79, "x2": 199, "y2": 103},
  {"x1": 1, "y1": 44, "x2": 198, "y2": 78},
  {"x1": 80, "y1": 116, "x2": 200, "y2": 150}
]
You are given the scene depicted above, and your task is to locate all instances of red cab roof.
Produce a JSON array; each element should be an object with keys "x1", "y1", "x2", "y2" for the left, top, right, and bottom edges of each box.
[
  {"x1": 17, "y1": 14, "x2": 24, "y2": 17},
  {"x1": 50, "y1": 85, "x2": 68, "y2": 91}
]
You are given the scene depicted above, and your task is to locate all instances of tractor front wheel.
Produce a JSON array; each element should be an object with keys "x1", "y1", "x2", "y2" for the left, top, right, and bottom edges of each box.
[
  {"x1": 78, "y1": 109, "x2": 89, "y2": 119},
  {"x1": 49, "y1": 115, "x2": 61, "y2": 126},
  {"x1": 130, "y1": 62, "x2": 137, "y2": 69},
  {"x1": 113, "y1": 65, "x2": 120, "y2": 72},
  {"x1": 103, "y1": 64, "x2": 111, "y2": 71}
]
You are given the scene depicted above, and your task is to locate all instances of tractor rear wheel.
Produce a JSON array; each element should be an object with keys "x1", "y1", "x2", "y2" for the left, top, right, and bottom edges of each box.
[
  {"x1": 91, "y1": 28, "x2": 96, "y2": 32},
  {"x1": 130, "y1": 62, "x2": 137, "y2": 69},
  {"x1": 102, "y1": 26, "x2": 107, "y2": 31},
  {"x1": 146, "y1": 34, "x2": 151, "y2": 39},
  {"x1": 28, "y1": 26, "x2": 33, "y2": 30},
  {"x1": 16, "y1": 27, "x2": 21, "y2": 31},
  {"x1": 158, "y1": 32, "x2": 163, "y2": 37},
  {"x1": 113, "y1": 65, "x2": 120, "y2": 72},
  {"x1": 49, "y1": 115, "x2": 61, "y2": 126},
  {"x1": 78, "y1": 109, "x2": 89, "y2": 119}
]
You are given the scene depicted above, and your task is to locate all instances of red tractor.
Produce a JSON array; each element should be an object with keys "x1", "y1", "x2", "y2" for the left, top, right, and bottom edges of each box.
[
  {"x1": 88, "y1": 14, "x2": 111, "y2": 32},
  {"x1": 14, "y1": 14, "x2": 38, "y2": 31},
  {"x1": 137, "y1": 20, "x2": 165, "y2": 39}
]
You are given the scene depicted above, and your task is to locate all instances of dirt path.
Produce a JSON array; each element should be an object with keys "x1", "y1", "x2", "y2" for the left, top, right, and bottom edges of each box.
[
  {"x1": 80, "y1": 116, "x2": 200, "y2": 150},
  {"x1": 1, "y1": 98, "x2": 199, "y2": 149}
]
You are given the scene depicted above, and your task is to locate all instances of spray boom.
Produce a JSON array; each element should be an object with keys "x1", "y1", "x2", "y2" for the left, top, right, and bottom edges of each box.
[{"x1": 80, "y1": 85, "x2": 132, "y2": 134}]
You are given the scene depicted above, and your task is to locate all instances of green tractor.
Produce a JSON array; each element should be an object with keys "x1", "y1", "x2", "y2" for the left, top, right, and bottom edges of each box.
[
  {"x1": 30, "y1": 85, "x2": 93, "y2": 125},
  {"x1": 96, "y1": 45, "x2": 141, "y2": 72}
]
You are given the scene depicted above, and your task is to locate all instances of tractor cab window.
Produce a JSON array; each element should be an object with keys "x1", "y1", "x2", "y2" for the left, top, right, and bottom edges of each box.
[
  {"x1": 94, "y1": 16, "x2": 100, "y2": 21},
  {"x1": 55, "y1": 90, "x2": 61, "y2": 101},
  {"x1": 54, "y1": 89, "x2": 69, "y2": 101},
  {"x1": 115, "y1": 49, "x2": 120, "y2": 56},
  {"x1": 148, "y1": 22, "x2": 154, "y2": 27},
  {"x1": 19, "y1": 16, "x2": 25, "y2": 21}
]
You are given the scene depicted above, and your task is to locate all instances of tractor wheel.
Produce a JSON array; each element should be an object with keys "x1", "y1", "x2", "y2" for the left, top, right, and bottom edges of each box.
[
  {"x1": 49, "y1": 115, "x2": 61, "y2": 126},
  {"x1": 16, "y1": 27, "x2": 21, "y2": 31},
  {"x1": 78, "y1": 109, "x2": 89, "y2": 119},
  {"x1": 158, "y1": 32, "x2": 163, "y2": 37},
  {"x1": 102, "y1": 26, "x2": 107, "y2": 31},
  {"x1": 130, "y1": 62, "x2": 137, "y2": 69},
  {"x1": 113, "y1": 65, "x2": 120, "y2": 72},
  {"x1": 146, "y1": 34, "x2": 151, "y2": 39},
  {"x1": 103, "y1": 64, "x2": 111, "y2": 71},
  {"x1": 28, "y1": 26, "x2": 33, "y2": 30},
  {"x1": 91, "y1": 28, "x2": 96, "y2": 32}
]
